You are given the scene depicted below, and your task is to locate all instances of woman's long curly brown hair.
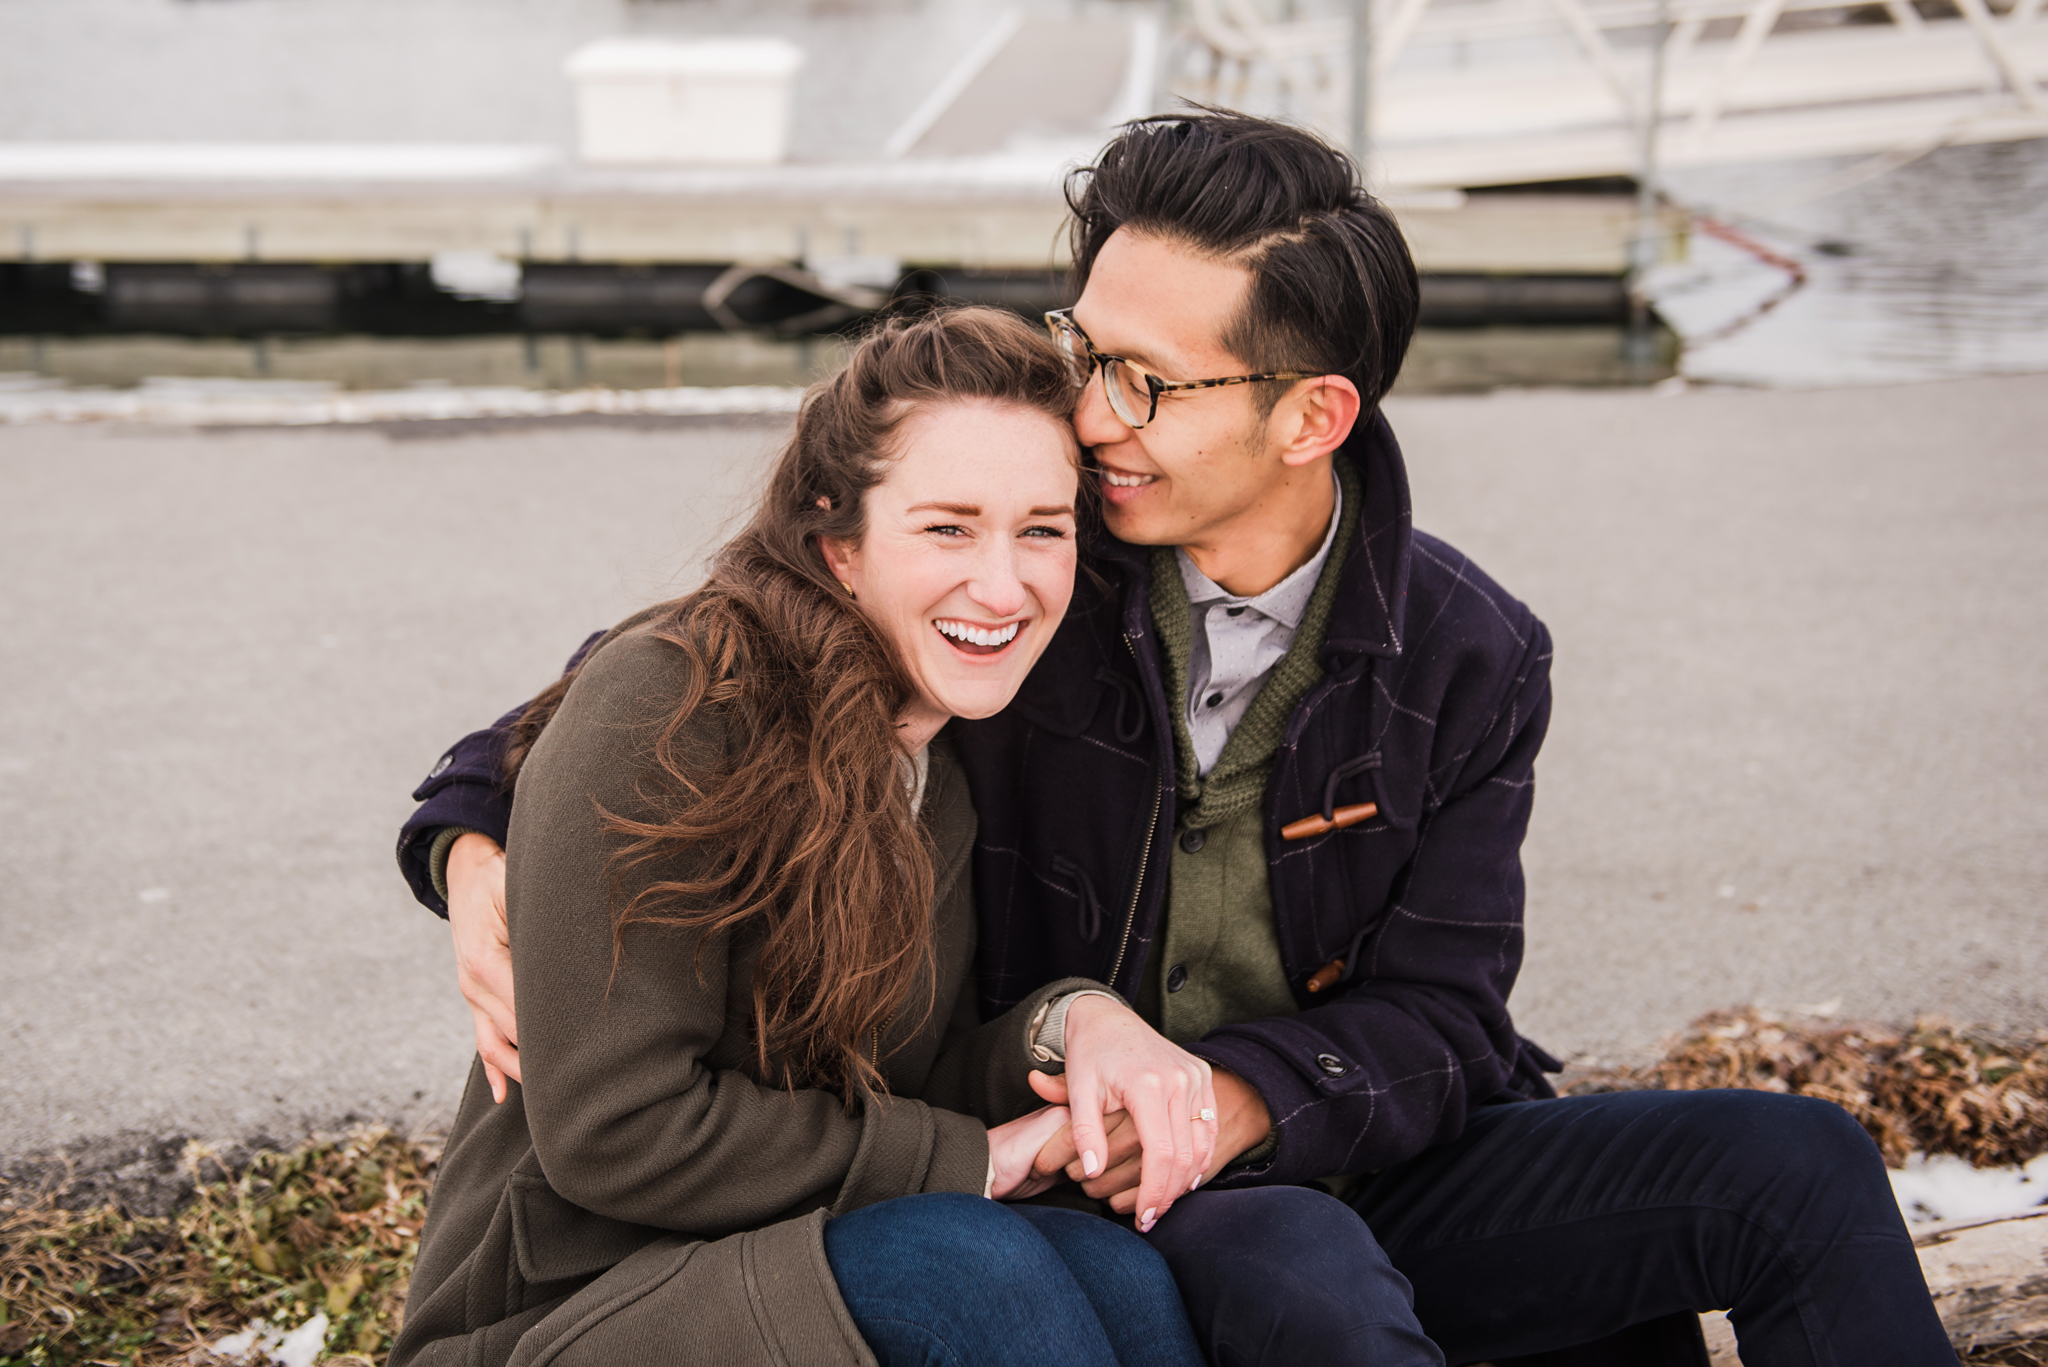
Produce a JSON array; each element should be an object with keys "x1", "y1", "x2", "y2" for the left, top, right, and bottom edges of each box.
[{"x1": 503, "y1": 306, "x2": 1078, "y2": 1100}]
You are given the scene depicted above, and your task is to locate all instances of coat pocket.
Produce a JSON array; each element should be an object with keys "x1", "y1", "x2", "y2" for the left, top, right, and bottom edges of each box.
[{"x1": 508, "y1": 1174, "x2": 664, "y2": 1286}]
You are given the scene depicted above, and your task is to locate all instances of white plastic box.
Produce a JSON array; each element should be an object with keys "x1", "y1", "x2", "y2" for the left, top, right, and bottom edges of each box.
[{"x1": 565, "y1": 38, "x2": 806, "y2": 166}]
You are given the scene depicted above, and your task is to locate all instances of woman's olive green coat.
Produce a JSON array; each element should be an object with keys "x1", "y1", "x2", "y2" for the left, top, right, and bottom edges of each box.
[{"x1": 393, "y1": 628, "x2": 1091, "y2": 1367}]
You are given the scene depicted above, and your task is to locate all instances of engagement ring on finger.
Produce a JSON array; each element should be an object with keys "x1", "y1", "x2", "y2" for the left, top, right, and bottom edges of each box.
[{"x1": 1195, "y1": 1108, "x2": 1217, "y2": 1122}]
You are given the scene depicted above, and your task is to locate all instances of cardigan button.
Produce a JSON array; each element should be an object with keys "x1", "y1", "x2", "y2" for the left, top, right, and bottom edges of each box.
[
  {"x1": 1166, "y1": 964, "x2": 1188, "y2": 993},
  {"x1": 1315, "y1": 1053, "x2": 1348, "y2": 1077},
  {"x1": 1180, "y1": 828, "x2": 1206, "y2": 854}
]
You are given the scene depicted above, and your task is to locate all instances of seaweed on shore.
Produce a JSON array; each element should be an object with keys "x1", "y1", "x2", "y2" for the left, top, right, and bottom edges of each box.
[
  {"x1": 0, "y1": 1128, "x2": 433, "y2": 1367},
  {"x1": 1563, "y1": 1008, "x2": 2048, "y2": 1169}
]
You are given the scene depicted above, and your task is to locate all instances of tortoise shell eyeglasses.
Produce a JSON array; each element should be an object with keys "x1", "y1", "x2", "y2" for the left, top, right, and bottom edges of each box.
[{"x1": 1044, "y1": 308, "x2": 1318, "y2": 430}]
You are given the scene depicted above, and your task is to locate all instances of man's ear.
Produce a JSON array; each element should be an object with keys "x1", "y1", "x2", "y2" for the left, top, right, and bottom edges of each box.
[{"x1": 1275, "y1": 375, "x2": 1363, "y2": 469}]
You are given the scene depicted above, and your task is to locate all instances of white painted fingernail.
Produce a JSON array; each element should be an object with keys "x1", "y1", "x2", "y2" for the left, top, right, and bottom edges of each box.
[
  {"x1": 1192, "y1": 1173, "x2": 1202, "y2": 1188},
  {"x1": 1082, "y1": 1150, "x2": 1101, "y2": 1177},
  {"x1": 1142, "y1": 1207, "x2": 1157, "y2": 1227}
]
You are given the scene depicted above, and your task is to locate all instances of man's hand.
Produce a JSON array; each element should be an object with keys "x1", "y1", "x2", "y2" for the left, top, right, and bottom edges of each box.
[
  {"x1": 446, "y1": 832, "x2": 519, "y2": 1102},
  {"x1": 1031, "y1": 1065, "x2": 1273, "y2": 1216},
  {"x1": 1021, "y1": 995, "x2": 1220, "y2": 1231},
  {"x1": 986, "y1": 1105, "x2": 1073, "y2": 1201},
  {"x1": 1203, "y1": 1068, "x2": 1273, "y2": 1176}
]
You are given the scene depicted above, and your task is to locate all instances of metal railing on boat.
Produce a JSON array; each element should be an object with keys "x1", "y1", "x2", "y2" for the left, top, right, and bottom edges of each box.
[{"x1": 1185, "y1": 0, "x2": 2048, "y2": 185}]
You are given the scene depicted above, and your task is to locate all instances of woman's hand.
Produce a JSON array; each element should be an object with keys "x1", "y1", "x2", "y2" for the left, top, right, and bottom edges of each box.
[
  {"x1": 446, "y1": 832, "x2": 520, "y2": 1101},
  {"x1": 985, "y1": 1104, "x2": 1074, "y2": 1201},
  {"x1": 1026, "y1": 995, "x2": 1218, "y2": 1231}
]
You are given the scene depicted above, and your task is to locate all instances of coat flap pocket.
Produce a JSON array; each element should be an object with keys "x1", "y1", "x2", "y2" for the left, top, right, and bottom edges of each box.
[{"x1": 507, "y1": 1175, "x2": 661, "y2": 1286}]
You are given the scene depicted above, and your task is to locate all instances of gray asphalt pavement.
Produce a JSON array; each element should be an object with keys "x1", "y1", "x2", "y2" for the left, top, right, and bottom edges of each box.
[{"x1": 3, "y1": 375, "x2": 2044, "y2": 1161}]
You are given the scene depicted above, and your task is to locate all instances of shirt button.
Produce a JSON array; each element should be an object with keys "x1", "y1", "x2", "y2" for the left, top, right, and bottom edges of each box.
[
  {"x1": 1226, "y1": 606, "x2": 1246, "y2": 617},
  {"x1": 1180, "y1": 827, "x2": 1206, "y2": 853},
  {"x1": 1166, "y1": 964, "x2": 1189, "y2": 993},
  {"x1": 1315, "y1": 1053, "x2": 1348, "y2": 1076},
  {"x1": 1204, "y1": 692, "x2": 1224, "y2": 709}
]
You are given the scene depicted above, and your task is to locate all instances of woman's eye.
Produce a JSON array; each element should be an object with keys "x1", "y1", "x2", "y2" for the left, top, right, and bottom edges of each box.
[
  {"x1": 1021, "y1": 525, "x2": 1069, "y2": 539},
  {"x1": 924, "y1": 524, "x2": 968, "y2": 538}
]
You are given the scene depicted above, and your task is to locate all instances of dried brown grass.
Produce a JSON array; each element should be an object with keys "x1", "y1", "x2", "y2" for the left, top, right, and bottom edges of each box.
[
  {"x1": 1964, "y1": 1343, "x2": 2048, "y2": 1366},
  {"x1": 7, "y1": 1014, "x2": 2045, "y2": 1365},
  {"x1": 1563, "y1": 1008, "x2": 2048, "y2": 1168},
  {"x1": 0, "y1": 1128, "x2": 433, "y2": 1366}
]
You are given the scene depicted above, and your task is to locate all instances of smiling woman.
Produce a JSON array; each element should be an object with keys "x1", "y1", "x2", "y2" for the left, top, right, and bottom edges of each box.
[
  {"x1": 819, "y1": 396, "x2": 1078, "y2": 748},
  {"x1": 394, "y1": 306, "x2": 1204, "y2": 1367}
]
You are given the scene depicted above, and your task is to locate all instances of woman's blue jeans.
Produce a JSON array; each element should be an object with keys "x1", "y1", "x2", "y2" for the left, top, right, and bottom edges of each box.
[{"x1": 823, "y1": 1191, "x2": 1205, "y2": 1367}]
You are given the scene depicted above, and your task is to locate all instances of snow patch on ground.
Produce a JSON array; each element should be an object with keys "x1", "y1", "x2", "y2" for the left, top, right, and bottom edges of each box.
[
  {"x1": 0, "y1": 377, "x2": 805, "y2": 426},
  {"x1": 208, "y1": 1312, "x2": 328, "y2": 1367},
  {"x1": 1893, "y1": 1152, "x2": 2048, "y2": 1226}
]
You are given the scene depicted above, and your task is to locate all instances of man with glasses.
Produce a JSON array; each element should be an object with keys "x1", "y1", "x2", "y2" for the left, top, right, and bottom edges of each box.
[
  {"x1": 400, "y1": 112, "x2": 1950, "y2": 1366},
  {"x1": 1046, "y1": 307, "x2": 1320, "y2": 429}
]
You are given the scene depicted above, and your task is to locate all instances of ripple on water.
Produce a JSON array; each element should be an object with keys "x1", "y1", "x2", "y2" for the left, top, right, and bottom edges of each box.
[{"x1": 1650, "y1": 136, "x2": 2048, "y2": 387}]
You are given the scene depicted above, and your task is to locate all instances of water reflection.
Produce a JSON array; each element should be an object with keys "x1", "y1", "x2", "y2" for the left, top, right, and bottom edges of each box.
[
  {"x1": 1652, "y1": 137, "x2": 2048, "y2": 387},
  {"x1": 0, "y1": 326, "x2": 1673, "y2": 402},
  {"x1": 0, "y1": 331, "x2": 852, "y2": 395}
]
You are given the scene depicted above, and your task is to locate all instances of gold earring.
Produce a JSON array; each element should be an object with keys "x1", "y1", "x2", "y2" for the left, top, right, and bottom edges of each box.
[{"x1": 840, "y1": 581, "x2": 856, "y2": 600}]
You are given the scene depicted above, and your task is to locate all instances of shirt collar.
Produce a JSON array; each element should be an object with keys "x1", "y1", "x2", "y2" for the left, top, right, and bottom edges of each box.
[{"x1": 1174, "y1": 467, "x2": 1344, "y2": 630}]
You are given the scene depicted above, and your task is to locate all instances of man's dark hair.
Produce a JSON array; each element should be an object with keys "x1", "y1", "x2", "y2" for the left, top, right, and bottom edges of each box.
[{"x1": 1065, "y1": 108, "x2": 1419, "y2": 414}]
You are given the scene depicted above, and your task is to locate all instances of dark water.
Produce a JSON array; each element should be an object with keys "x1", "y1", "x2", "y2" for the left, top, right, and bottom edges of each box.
[
  {"x1": 0, "y1": 332, "x2": 850, "y2": 396},
  {"x1": 0, "y1": 325, "x2": 1675, "y2": 404}
]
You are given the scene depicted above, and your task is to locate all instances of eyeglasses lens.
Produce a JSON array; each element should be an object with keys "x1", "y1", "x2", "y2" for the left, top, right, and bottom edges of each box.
[
  {"x1": 1102, "y1": 360, "x2": 1152, "y2": 428},
  {"x1": 1050, "y1": 320, "x2": 1092, "y2": 388},
  {"x1": 1047, "y1": 315, "x2": 1152, "y2": 427}
]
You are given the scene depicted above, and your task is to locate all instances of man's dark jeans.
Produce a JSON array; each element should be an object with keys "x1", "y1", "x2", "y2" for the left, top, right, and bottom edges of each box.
[{"x1": 1146, "y1": 1089, "x2": 1954, "y2": 1367}]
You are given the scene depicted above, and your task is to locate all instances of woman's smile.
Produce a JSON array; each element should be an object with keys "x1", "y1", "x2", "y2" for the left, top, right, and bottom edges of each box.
[{"x1": 933, "y1": 617, "x2": 1026, "y2": 656}]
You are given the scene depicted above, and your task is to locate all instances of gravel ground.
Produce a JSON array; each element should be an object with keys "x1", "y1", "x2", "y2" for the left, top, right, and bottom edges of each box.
[{"x1": 2, "y1": 374, "x2": 2044, "y2": 1163}]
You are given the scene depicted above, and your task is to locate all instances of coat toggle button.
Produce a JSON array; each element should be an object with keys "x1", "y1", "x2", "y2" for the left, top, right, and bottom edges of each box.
[
  {"x1": 1180, "y1": 827, "x2": 1206, "y2": 853},
  {"x1": 1315, "y1": 1053, "x2": 1348, "y2": 1076},
  {"x1": 1166, "y1": 964, "x2": 1188, "y2": 993}
]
